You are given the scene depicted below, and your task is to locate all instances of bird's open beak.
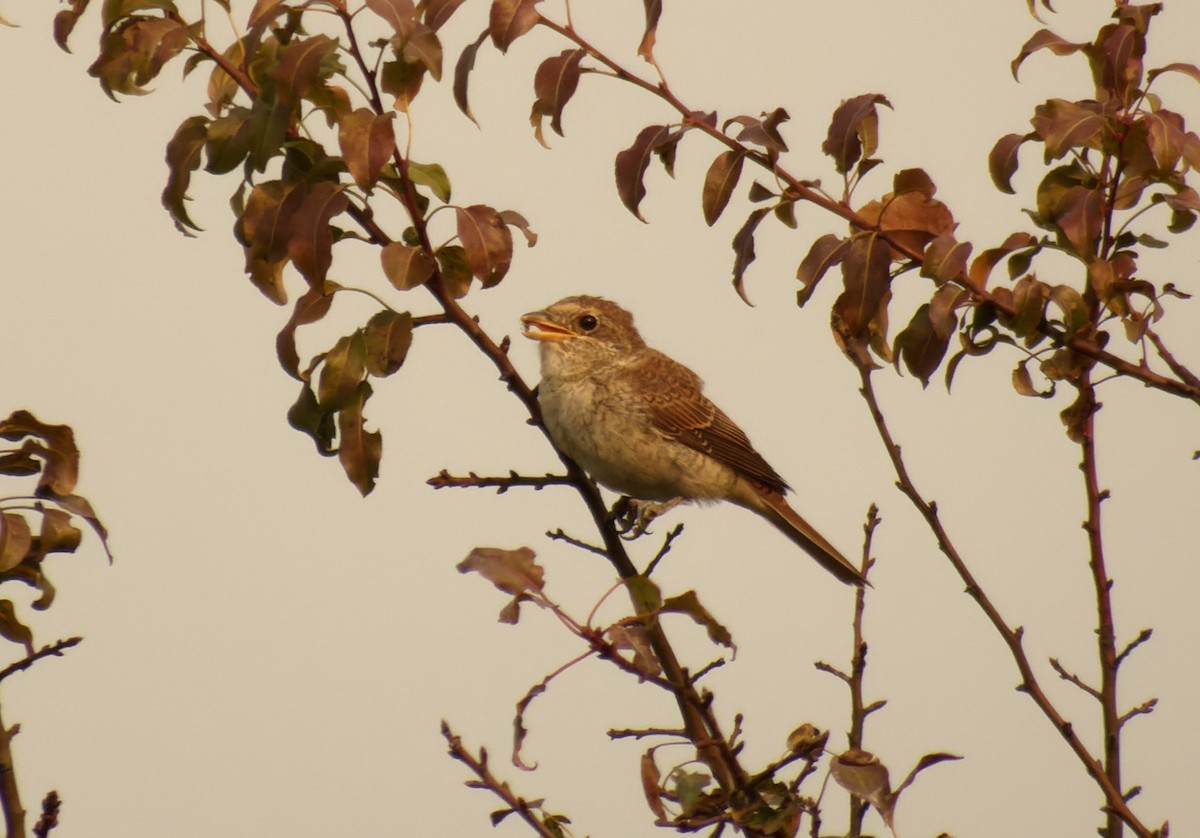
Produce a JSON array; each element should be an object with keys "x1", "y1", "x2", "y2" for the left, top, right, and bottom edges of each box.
[{"x1": 520, "y1": 313, "x2": 576, "y2": 342}]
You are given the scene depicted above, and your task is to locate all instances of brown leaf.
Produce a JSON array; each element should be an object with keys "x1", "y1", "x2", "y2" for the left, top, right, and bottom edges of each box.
[
  {"x1": 287, "y1": 382, "x2": 336, "y2": 455},
  {"x1": 35, "y1": 507, "x2": 83, "y2": 562},
  {"x1": 456, "y1": 204, "x2": 513, "y2": 287},
  {"x1": 822, "y1": 93, "x2": 892, "y2": 174},
  {"x1": 1009, "y1": 274, "x2": 1051, "y2": 337},
  {"x1": 921, "y1": 233, "x2": 972, "y2": 284},
  {"x1": 1054, "y1": 186, "x2": 1103, "y2": 258},
  {"x1": 606, "y1": 624, "x2": 660, "y2": 679},
  {"x1": 0, "y1": 601, "x2": 33, "y2": 655},
  {"x1": 1091, "y1": 22, "x2": 1144, "y2": 104},
  {"x1": 337, "y1": 381, "x2": 381, "y2": 496},
  {"x1": 162, "y1": 115, "x2": 208, "y2": 234},
  {"x1": 1013, "y1": 359, "x2": 1055, "y2": 398},
  {"x1": 893, "y1": 167, "x2": 936, "y2": 199},
  {"x1": 731, "y1": 207, "x2": 770, "y2": 304},
  {"x1": 363, "y1": 310, "x2": 413, "y2": 377},
  {"x1": 893, "y1": 752, "x2": 963, "y2": 800},
  {"x1": 859, "y1": 191, "x2": 955, "y2": 254},
  {"x1": 0, "y1": 411, "x2": 80, "y2": 496},
  {"x1": 399, "y1": 21, "x2": 443, "y2": 81},
  {"x1": 797, "y1": 234, "x2": 849, "y2": 306},
  {"x1": 365, "y1": 0, "x2": 415, "y2": 35},
  {"x1": 701, "y1": 150, "x2": 744, "y2": 226},
  {"x1": 456, "y1": 546, "x2": 544, "y2": 596},
  {"x1": 381, "y1": 242, "x2": 436, "y2": 290},
  {"x1": 830, "y1": 749, "x2": 893, "y2": 821},
  {"x1": 54, "y1": 0, "x2": 91, "y2": 51},
  {"x1": 498, "y1": 209, "x2": 537, "y2": 246},
  {"x1": 893, "y1": 304, "x2": 949, "y2": 388},
  {"x1": 453, "y1": 29, "x2": 489, "y2": 126},
  {"x1": 273, "y1": 34, "x2": 340, "y2": 105},
  {"x1": 835, "y1": 235, "x2": 892, "y2": 337},
  {"x1": 489, "y1": 0, "x2": 542, "y2": 53},
  {"x1": 338, "y1": 108, "x2": 397, "y2": 190},
  {"x1": 661, "y1": 590, "x2": 733, "y2": 649},
  {"x1": 276, "y1": 285, "x2": 335, "y2": 379},
  {"x1": 88, "y1": 16, "x2": 190, "y2": 99},
  {"x1": 726, "y1": 108, "x2": 790, "y2": 157},
  {"x1": 968, "y1": 232, "x2": 1037, "y2": 287},
  {"x1": 237, "y1": 180, "x2": 303, "y2": 304},
  {"x1": 1011, "y1": 28, "x2": 1087, "y2": 80},
  {"x1": 1031, "y1": 99, "x2": 1104, "y2": 161},
  {"x1": 530, "y1": 49, "x2": 586, "y2": 144},
  {"x1": 638, "y1": 0, "x2": 661, "y2": 61},
  {"x1": 288, "y1": 182, "x2": 349, "y2": 286},
  {"x1": 425, "y1": 0, "x2": 467, "y2": 30},
  {"x1": 988, "y1": 133, "x2": 1030, "y2": 194},
  {"x1": 318, "y1": 330, "x2": 368, "y2": 411},
  {"x1": 1147, "y1": 61, "x2": 1200, "y2": 88},
  {"x1": 0, "y1": 513, "x2": 33, "y2": 573},
  {"x1": 640, "y1": 750, "x2": 667, "y2": 820},
  {"x1": 614, "y1": 124, "x2": 680, "y2": 221}
]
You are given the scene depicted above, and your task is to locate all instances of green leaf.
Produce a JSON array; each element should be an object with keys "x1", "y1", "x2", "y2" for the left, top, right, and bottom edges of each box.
[
  {"x1": 435, "y1": 245, "x2": 472, "y2": 298},
  {"x1": 287, "y1": 382, "x2": 336, "y2": 455},
  {"x1": 406, "y1": 160, "x2": 451, "y2": 202}
]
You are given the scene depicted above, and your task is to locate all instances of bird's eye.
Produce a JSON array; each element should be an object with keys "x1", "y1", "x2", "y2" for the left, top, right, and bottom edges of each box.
[{"x1": 578, "y1": 314, "x2": 599, "y2": 332}]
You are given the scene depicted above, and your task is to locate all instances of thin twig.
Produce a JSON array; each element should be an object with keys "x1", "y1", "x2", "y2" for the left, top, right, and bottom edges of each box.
[
  {"x1": 1116, "y1": 629, "x2": 1153, "y2": 669},
  {"x1": 1049, "y1": 657, "x2": 1102, "y2": 702},
  {"x1": 425, "y1": 470, "x2": 573, "y2": 493}
]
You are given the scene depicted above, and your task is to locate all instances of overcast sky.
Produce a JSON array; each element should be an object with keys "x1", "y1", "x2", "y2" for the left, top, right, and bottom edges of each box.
[{"x1": 4, "y1": 1, "x2": 1200, "y2": 836}]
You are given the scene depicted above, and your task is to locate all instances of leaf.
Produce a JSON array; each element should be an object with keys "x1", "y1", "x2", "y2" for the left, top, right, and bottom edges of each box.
[
  {"x1": 1054, "y1": 186, "x2": 1103, "y2": 258},
  {"x1": 1011, "y1": 28, "x2": 1088, "y2": 80},
  {"x1": 988, "y1": 133, "x2": 1030, "y2": 194},
  {"x1": 701, "y1": 150, "x2": 744, "y2": 226},
  {"x1": 88, "y1": 16, "x2": 191, "y2": 99},
  {"x1": 968, "y1": 231, "x2": 1037, "y2": 287},
  {"x1": 35, "y1": 507, "x2": 83, "y2": 562},
  {"x1": 797, "y1": 234, "x2": 849, "y2": 306},
  {"x1": 337, "y1": 381, "x2": 381, "y2": 496},
  {"x1": 498, "y1": 209, "x2": 537, "y2": 246},
  {"x1": 726, "y1": 108, "x2": 790, "y2": 157},
  {"x1": 1048, "y1": 284, "x2": 1089, "y2": 338},
  {"x1": 453, "y1": 28, "x2": 490, "y2": 126},
  {"x1": 54, "y1": 0, "x2": 92, "y2": 51},
  {"x1": 287, "y1": 182, "x2": 349, "y2": 286},
  {"x1": 381, "y1": 242, "x2": 436, "y2": 290},
  {"x1": 0, "y1": 601, "x2": 33, "y2": 654},
  {"x1": 661, "y1": 590, "x2": 733, "y2": 649},
  {"x1": 1147, "y1": 61, "x2": 1200, "y2": 88},
  {"x1": 436, "y1": 245, "x2": 473, "y2": 298},
  {"x1": 338, "y1": 108, "x2": 397, "y2": 190},
  {"x1": 456, "y1": 205, "x2": 513, "y2": 287},
  {"x1": 425, "y1": 0, "x2": 468, "y2": 30},
  {"x1": 406, "y1": 160, "x2": 452, "y2": 202},
  {"x1": 399, "y1": 21, "x2": 443, "y2": 82},
  {"x1": 489, "y1": 0, "x2": 542, "y2": 53},
  {"x1": 1013, "y1": 359, "x2": 1055, "y2": 398},
  {"x1": 237, "y1": 180, "x2": 303, "y2": 304},
  {"x1": 204, "y1": 109, "x2": 252, "y2": 174},
  {"x1": 731, "y1": 207, "x2": 770, "y2": 304},
  {"x1": 318, "y1": 330, "x2": 367, "y2": 411},
  {"x1": 893, "y1": 752, "x2": 963, "y2": 799},
  {"x1": 273, "y1": 34, "x2": 341, "y2": 105},
  {"x1": 822, "y1": 93, "x2": 892, "y2": 174},
  {"x1": 530, "y1": 49, "x2": 586, "y2": 143},
  {"x1": 921, "y1": 233, "x2": 972, "y2": 284},
  {"x1": 0, "y1": 411, "x2": 81, "y2": 495},
  {"x1": 835, "y1": 235, "x2": 891, "y2": 338},
  {"x1": 638, "y1": 0, "x2": 661, "y2": 61},
  {"x1": 640, "y1": 750, "x2": 666, "y2": 820},
  {"x1": 363, "y1": 310, "x2": 413, "y2": 377},
  {"x1": 287, "y1": 383, "x2": 336, "y2": 455},
  {"x1": 830, "y1": 749, "x2": 893, "y2": 819},
  {"x1": 893, "y1": 304, "x2": 949, "y2": 388},
  {"x1": 99, "y1": 0, "x2": 176, "y2": 30},
  {"x1": 1030, "y1": 99, "x2": 1105, "y2": 161},
  {"x1": 457, "y1": 546, "x2": 544, "y2": 596},
  {"x1": 892, "y1": 167, "x2": 936, "y2": 199},
  {"x1": 0, "y1": 513, "x2": 33, "y2": 573},
  {"x1": 858, "y1": 190, "x2": 955, "y2": 254},
  {"x1": 162, "y1": 115, "x2": 208, "y2": 234},
  {"x1": 277, "y1": 285, "x2": 335, "y2": 379},
  {"x1": 614, "y1": 124, "x2": 679, "y2": 221},
  {"x1": 365, "y1": 0, "x2": 415, "y2": 35},
  {"x1": 606, "y1": 624, "x2": 660, "y2": 679}
]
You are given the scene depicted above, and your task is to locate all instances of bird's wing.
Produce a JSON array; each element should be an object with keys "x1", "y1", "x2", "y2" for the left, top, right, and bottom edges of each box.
[{"x1": 633, "y1": 351, "x2": 791, "y2": 494}]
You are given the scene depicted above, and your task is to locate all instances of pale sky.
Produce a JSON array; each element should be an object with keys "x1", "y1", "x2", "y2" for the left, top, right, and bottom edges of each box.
[{"x1": 3, "y1": 1, "x2": 1199, "y2": 836}]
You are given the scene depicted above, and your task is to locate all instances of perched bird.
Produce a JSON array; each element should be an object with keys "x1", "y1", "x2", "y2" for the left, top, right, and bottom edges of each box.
[{"x1": 521, "y1": 295, "x2": 864, "y2": 586}]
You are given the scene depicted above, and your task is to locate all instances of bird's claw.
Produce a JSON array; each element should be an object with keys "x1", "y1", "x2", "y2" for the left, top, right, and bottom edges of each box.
[{"x1": 611, "y1": 497, "x2": 683, "y2": 540}]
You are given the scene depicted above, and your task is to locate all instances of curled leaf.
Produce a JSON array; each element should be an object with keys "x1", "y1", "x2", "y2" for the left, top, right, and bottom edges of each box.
[{"x1": 822, "y1": 93, "x2": 892, "y2": 174}]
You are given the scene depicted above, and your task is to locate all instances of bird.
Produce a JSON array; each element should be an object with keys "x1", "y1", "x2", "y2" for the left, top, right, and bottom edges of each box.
[{"x1": 520, "y1": 295, "x2": 864, "y2": 586}]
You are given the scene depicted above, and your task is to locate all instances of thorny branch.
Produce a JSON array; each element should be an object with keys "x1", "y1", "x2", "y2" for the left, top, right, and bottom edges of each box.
[
  {"x1": 426, "y1": 469, "x2": 573, "y2": 493},
  {"x1": 853, "y1": 364, "x2": 1157, "y2": 838}
]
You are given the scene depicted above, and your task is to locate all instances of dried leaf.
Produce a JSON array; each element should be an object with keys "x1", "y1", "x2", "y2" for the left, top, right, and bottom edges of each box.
[
  {"x1": 701, "y1": 150, "x2": 744, "y2": 226},
  {"x1": 638, "y1": 0, "x2": 661, "y2": 62},
  {"x1": 894, "y1": 304, "x2": 949, "y2": 388},
  {"x1": 731, "y1": 207, "x2": 770, "y2": 304},
  {"x1": 0, "y1": 601, "x2": 33, "y2": 654},
  {"x1": 830, "y1": 749, "x2": 892, "y2": 818},
  {"x1": 989, "y1": 133, "x2": 1030, "y2": 194},
  {"x1": 893, "y1": 752, "x2": 963, "y2": 799},
  {"x1": 237, "y1": 181, "x2": 302, "y2": 303},
  {"x1": 0, "y1": 513, "x2": 33, "y2": 573},
  {"x1": 288, "y1": 182, "x2": 349, "y2": 285},
  {"x1": 498, "y1": 209, "x2": 537, "y2": 246},
  {"x1": 381, "y1": 242, "x2": 436, "y2": 290},
  {"x1": 276, "y1": 285, "x2": 335, "y2": 379},
  {"x1": 318, "y1": 330, "x2": 368, "y2": 411},
  {"x1": 489, "y1": 0, "x2": 542, "y2": 53},
  {"x1": 661, "y1": 590, "x2": 733, "y2": 649},
  {"x1": 530, "y1": 49, "x2": 585, "y2": 142},
  {"x1": 606, "y1": 624, "x2": 660, "y2": 679},
  {"x1": 835, "y1": 235, "x2": 891, "y2": 337},
  {"x1": 1031, "y1": 99, "x2": 1104, "y2": 161},
  {"x1": 425, "y1": 0, "x2": 467, "y2": 30},
  {"x1": 338, "y1": 108, "x2": 397, "y2": 189},
  {"x1": 457, "y1": 546, "x2": 544, "y2": 596},
  {"x1": 273, "y1": 34, "x2": 340, "y2": 105},
  {"x1": 614, "y1": 124, "x2": 679, "y2": 221},
  {"x1": 640, "y1": 750, "x2": 667, "y2": 820},
  {"x1": 822, "y1": 93, "x2": 892, "y2": 174},
  {"x1": 162, "y1": 115, "x2": 208, "y2": 234},
  {"x1": 893, "y1": 167, "x2": 935, "y2": 199},
  {"x1": 0, "y1": 412, "x2": 80, "y2": 496},
  {"x1": 337, "y1": 381, "x2": 381, "y2": 496},
  {"x1": 287, "y1": 382, "x2": 336, "y2": 455},
  {"x1": 456, "y1": 204, "x2": 513, "y2": 287},
  {"x1": 1011, "y1": 28, "x2": 1087, "y2": 80},
  {"x1": 365, "y1": 0, "x2": 415, "y2": 35},
  {"x1": 363, "y1": 310, "x2": 413, "y2": 377},
  {"x1": 921, "y1": 233, "x2": 972, "y2": 284},
  {"x1": 968, "y1": 232, "x2": 1037, "y2": 287},
  {"x1": 797, "y1": 234, "x2": 849, "y2": 306},
  {"x1": 453, "y1": 29, "x2": 490, "y2": 126}
]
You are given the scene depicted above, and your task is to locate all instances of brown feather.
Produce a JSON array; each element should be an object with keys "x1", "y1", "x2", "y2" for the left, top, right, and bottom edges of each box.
[{"x1": 628, "y1": 350, "x2": 790, "y2": 495}]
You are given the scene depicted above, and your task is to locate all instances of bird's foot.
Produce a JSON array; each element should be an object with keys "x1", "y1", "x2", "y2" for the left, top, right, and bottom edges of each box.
[{"x1": 611, "y1": 496, "x2": 683, "y2": 540}]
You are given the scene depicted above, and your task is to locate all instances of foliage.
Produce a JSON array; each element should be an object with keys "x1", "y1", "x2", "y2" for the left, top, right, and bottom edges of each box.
[{"x1": 12, "y1": 0, "x2": 1198, "y2": 836}]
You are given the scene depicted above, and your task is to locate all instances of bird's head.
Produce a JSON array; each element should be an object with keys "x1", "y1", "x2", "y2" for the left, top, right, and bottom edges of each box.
[{"x1": 521, "y1": 296, "x2": 646, "y2": 375}]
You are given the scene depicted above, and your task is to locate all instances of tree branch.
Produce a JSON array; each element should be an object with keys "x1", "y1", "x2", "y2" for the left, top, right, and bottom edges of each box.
[{"x1": 426, "y1": 470, "x2": 573, "y2": 493}]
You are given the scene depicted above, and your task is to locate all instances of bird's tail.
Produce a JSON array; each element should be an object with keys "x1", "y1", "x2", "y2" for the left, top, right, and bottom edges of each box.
[{"x1": 754, "y1": 491, "x2": 866, "y2": 586}]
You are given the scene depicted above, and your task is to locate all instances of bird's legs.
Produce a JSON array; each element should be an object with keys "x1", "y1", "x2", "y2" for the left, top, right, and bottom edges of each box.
[{"x1": 611, "y1": 496, "x2": 684, "y2": 540}]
